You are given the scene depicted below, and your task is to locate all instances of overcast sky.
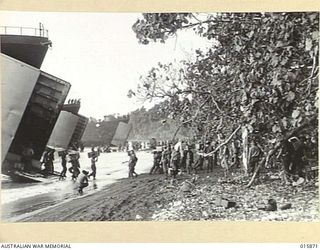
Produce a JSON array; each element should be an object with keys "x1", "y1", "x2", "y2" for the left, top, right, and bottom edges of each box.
[{"x1": 0, "y1": 11, "x2": 211, "y2": 119}]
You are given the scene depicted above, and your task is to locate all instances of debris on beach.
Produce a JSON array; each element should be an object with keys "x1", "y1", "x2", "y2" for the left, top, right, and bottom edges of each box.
[{"x1": 151, "y1": 174, "x2": 319, "y2": 221}]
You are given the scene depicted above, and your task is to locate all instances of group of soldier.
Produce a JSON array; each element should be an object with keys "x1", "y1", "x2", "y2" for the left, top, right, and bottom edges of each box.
[
  {"x1": 147, "y1": 136, "x2": 307, "y2": 183},
  {"x1": 146, "y1": 138, "x2": 281, "y2": 181},
  {"x1": 56, "y1": 147, "x2": 99, "y2": 194},
  {"x1": 39, "y1": 133, "x2": 307, "y2": 195},
  {"x1": 148, "y1": 140, "x2": 240, "y2": 181}
]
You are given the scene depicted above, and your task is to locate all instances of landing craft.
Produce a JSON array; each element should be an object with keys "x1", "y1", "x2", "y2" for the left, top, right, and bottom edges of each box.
[
  {"x1": 111, "y1": 121, "x2": 132, "y2": 149},
  {"x1": 1, "y1": 54, "x2": 71, "y2": 182},
  {"x1": 0, "y1": 25, "x2": 89, "y2": 182}
]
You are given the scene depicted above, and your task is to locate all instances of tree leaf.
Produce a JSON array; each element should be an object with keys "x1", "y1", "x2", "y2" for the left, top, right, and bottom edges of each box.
[
  {"x1": 305, "y1": 38, "x2": 313, "y2": 51},
  {"x1": 281, "y1": 117, "x2": 288, "y2": 128},
  {"x1": 286, "y1": 91, "x2": 295, "y2": 101},
  {"x1": 271, "y1": 55, "x2": 279, "y2": 66},
  {"x1": 247, "y1": 30, "x2": 254, "y2": 38},
  {"x1": 312, "y1": 31, "x2": 319, "y2": 40},
  {"x1": 272, "y1": 125, "x2": 281, "y2": 133},
  {"x1": 292, "y1": 109, "x2": 300, "y2": 119},
  {"x1": 235, "y1": 44, "x2": 242, "y2": 52}
]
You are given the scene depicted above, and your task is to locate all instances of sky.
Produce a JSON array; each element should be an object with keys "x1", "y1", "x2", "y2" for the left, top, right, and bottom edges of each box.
[{"x1": 0, "y1": 11, "x2": 211, "y2": 119}]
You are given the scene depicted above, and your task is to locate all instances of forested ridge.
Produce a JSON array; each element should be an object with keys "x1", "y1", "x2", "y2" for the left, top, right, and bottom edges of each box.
[{"x1": 128, "y1": 104, "x2": 192, "y2": 141}]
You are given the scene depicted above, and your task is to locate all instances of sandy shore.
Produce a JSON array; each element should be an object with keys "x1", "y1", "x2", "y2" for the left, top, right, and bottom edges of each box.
[
  {"x1": 9, "y1": 173, "x2": 172, "y2": 222},
  {"x1": 3, "y1": 168, "x2": 319, "y2": 222}
]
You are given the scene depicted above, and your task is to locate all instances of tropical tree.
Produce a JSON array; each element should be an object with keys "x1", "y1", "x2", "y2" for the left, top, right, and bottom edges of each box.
[{"x1": 130, "y1": 12, "x2": 319, "y2": 182}]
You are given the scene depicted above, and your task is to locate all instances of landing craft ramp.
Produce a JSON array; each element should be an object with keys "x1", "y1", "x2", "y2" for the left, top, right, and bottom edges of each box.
[
  {"x1": 1, "y1": 55, "x2": 71, "y2": 176},
  {"x1": 111, "y1": 122, "x2": 132, "y2": 147},
  {"x1": 1, "y1": 54, "x2": 40, "y2": 162},
  {"x1": 47, "y1": 111, "x2": 79, "y2": 150},
  {"x1": 7, "y1": 70, "x2": 71, "y2": 161}
]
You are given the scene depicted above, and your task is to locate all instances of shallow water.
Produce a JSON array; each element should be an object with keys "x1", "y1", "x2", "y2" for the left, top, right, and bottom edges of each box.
[{"x1": 1, "y1": 150, "x2": 153, "y2": 220}]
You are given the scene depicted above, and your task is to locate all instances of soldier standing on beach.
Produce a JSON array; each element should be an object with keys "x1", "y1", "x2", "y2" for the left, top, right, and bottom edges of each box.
[
  {"x1": 204, "y1": 141, "x2": 213, "y2": 173},
  {"x1": 184, "y1": 145, "x2": 194, "y2": 174},
  {"x1": 128, "y1": 150, "x2": 138, "y2": 178},
  {"x1": 150, "y1": 150, "x2": 162, "y2": 174},
  {"x1": 88, "y1": 148, "x2": 99, "y2": 180},
  {"x1": 59, "y1": 151, "x2": 68, "y2": 180},
  {"x1": 69, "y1": 153, "x2": 81, "y2": 181},
  {"x1": 89, "y1": 154, "x2": 98, "y2": 180},
  {"x1": 221, "y1": 144, "x2": 230, "y2": 177},
  {"x1": 42, "y1": 148, "x2": 55, "y2": 175},
  {"x1": 169, "y1": 147, "x2": 180, "y2": 183},
  {"x1": 248, "y1": 140, "x2": 262, "y2": 175},
  {"x1": 193, "y1": 143, "x2": 204, "y2": 173},
  {"x1": 161, "y1": 146, "x2": 170, "y2": 176},
  {"x1": 283, "y1": 136, "x2": 305, "y2": 181}
]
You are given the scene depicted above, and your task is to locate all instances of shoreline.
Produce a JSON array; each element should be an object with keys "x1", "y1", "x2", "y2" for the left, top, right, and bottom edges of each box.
[
  {"x1": 2, "y1": 169, "x2": 319, "y2": 222},
  {"x1": 1, "y1": 174, "x2": 134, "y2": 222},
  {"x1": 15, "y1": 173, "x2": 170, "y2": 222},
  {"x1": 1, "y1": 151, "x2": 153, "y2": 219}
]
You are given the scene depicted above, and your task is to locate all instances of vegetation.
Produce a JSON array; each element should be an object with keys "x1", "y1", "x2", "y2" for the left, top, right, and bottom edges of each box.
[
  {"x1": 128, "y1": 104, "x2": 192, "y2": 141},
  {"x1": 130, "y1": 13, "x2": 319, "y2": 180}
]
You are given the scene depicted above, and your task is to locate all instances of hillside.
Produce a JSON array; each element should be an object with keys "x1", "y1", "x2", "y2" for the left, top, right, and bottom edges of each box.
[{"x1": 128, "y1": 106, "x2": 192, "y2": 141}]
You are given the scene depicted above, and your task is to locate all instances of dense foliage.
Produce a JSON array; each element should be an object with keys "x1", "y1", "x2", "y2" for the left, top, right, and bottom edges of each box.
[
  {"x1": 132, "y1": 12, "x2": 319, "y2": 178},
  {"x1": 131, "y1": 12, "x2": 319, "y2": 169}
]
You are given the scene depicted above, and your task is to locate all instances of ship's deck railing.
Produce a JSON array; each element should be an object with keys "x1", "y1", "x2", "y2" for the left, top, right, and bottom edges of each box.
[{"x1": 0, "y1": 26, "x2": 49, "y2": 38}]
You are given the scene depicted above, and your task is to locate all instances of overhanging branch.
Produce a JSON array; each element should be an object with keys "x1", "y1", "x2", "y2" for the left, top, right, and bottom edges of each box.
[{"x1": 171, "y1": 96, "x2": 211, "y2": 141}]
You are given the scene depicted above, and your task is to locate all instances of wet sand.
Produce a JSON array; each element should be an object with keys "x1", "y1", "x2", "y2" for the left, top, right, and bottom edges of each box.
[
  {"x1": 2, "y1": 169, "x2": 318, "y2": 222},
  {"x1": 5, "y1": 173, "x2": 170, "y2": 222},
  {"x1": 1, "y1": 151, "x2": 154, "y2": 221},
  {"x1": 2, "y1": 183, "x2": 79, "y2": 220}
]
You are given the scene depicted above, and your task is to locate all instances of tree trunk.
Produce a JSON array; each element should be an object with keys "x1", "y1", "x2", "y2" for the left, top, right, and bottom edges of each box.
[
  {"x1": 242, "y1": 126, "x2": 249, "y2": 175},
  {"x1": 246, "y1": 116, "x2": 317, "y2": 188}
]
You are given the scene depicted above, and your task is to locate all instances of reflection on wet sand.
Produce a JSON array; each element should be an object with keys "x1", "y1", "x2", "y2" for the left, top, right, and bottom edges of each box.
[{"x1": 1, "y1": 151, "x2": 152, "y2": 221}]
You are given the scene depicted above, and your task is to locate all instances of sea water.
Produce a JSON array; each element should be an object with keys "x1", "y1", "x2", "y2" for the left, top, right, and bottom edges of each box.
[{"x1": 1, "y1": 149, "x2": 153, "y2": 219}]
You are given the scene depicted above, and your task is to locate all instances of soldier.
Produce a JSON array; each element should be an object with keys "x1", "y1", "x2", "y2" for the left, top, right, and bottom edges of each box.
[
  {"x1": 161, "y1": 146, "x2": 170, "y2": 176},
  {"x1": 42, "y1": 148, "x2": 55, "y2": 175},
  {"x1": 128, "y1": 150, "x2": 138, "y2": 178},
  {"x1": 21, "y1": 143, "x2": 34, "y2": 172},
  {"x1": 193, "y1": 143, "x2": 204, "y2": 173},
  {"x1": 150, "y1": 150, "x2": 162, "y2": 174},
  {"x1": 221, "y1": 144, "x2": 230, "y2": 177},
  {"x1": 89, "y1": 154, "x2": 98, "y2": 180},
  {"x1": 248, "y1": 140, "x2": 261, "y2": 175},
  {"x1": 180, "y1": 144, "x2": 187, "y2": 172},
  {"x1": 59, "y1": 150, "x2": 68, "y2": 180},
  {"x1": 230, "y1": 139, "x2": 240, "y2": 168},
  {"x1": 212, "y1": 141, "x2": 219, "y2": 170},
  {"x1": 184, "y1": 145, "x2": 194, "y2": 174},
  {"x1": 169, "y1": 148, "x2": 180, "y2": 182},
  {"x1": 88, "y1": 147, "x2": 98, "y2": 180},
  {"x1": 283, "y1": 136, "x2": 305, "y2": 180},
  {"x1": 69, "y1": 153, "x2": 81, "y2": 181},
  {"x1": 78, "y1": 170, "x2": 89, "y2": 195},
  {"x1": 204, "y1": 141, "x2": 213, "y2": 173}
]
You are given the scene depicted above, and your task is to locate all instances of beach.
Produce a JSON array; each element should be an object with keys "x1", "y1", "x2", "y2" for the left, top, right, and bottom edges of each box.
[{"x1": 3, "y1": 167, "x2": 318, "y2": 222}]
